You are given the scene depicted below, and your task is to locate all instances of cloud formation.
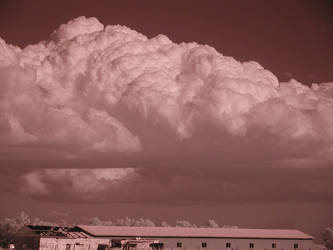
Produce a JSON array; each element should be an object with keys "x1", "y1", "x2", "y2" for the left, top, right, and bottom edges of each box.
[
  {"x1": 9, "y1": 166, "x2": 332, "y2": 204},
  {"x1": 1, "y1": 16, "x2": 333, "y2": 203}
]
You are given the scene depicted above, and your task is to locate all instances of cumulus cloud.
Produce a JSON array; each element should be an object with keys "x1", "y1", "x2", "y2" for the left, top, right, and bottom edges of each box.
[
  {"x1": 18, "y1": 168, "x2": 137, "y2": 201},
  {"x1": 1, "y1": 16, "x2": 333, "y2": 203}
]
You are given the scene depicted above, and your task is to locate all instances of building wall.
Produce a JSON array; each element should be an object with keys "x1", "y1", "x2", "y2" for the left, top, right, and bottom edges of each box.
[
  {"x1": 30, "y1": 237, "x2": 314, "y2": 250},
  {"x1": 107, "y1": 236, "x2": 313, "y2": 250},
  {"x1": 39, "y1": 238, "x2": 111, "y2": 250}
]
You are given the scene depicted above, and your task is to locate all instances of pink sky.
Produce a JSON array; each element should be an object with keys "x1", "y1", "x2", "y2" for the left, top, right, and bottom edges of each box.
[{"x1": 0, "y1": 0, "x2": 332, "y2": 243}]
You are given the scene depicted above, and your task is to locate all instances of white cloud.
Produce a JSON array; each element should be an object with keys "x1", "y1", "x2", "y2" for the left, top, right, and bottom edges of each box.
[
  {"x1": 50, "y1": 16, "x2": 104, "y2": 43},
  {"x1": 19, "y1": 168, "x2": 137, "y2": 200},
  {"x1": 0, "y1": 16, "x2": 332, "y2": 170},
  {"x1": 19, "y1": 171, "x2": 49, "y2": 195},
  {"x1": 92, "y1": 168, "x2": 135, "y2": 181}
]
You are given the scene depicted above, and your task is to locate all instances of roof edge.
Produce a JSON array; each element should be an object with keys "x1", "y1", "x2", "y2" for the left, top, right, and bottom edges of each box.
[{"x1": 76, "y1": 225, "x2": 313, "y2": 240}]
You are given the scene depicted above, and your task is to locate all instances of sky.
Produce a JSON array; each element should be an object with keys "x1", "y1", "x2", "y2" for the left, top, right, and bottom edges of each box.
[{"x1": 0, "y1": 0, "x2": 333, "y2": 243}]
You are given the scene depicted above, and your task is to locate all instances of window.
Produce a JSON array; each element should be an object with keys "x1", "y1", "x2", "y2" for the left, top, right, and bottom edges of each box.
[
  {"x1": 65, "y1": 244, "x2": 71, "y2": 250},
  {"x1": 226, "y1": 243, "x2": 231, "y2": 248},
  {"x1": 150, "y1": 243, "x2": 164, "y2": 250},
  {"x1": 97, "y1": 244, "x2": 109, "y2": 250},
  {"x1": 272, "y1": 243, "x2": 276, "y2": 248},
  {"x1": 111, "y1": 240, "x2": 122, "y2": 248},
  {"x1": 249, "y1": 243, "x2": 254, "y2": 248},
  {"x1": 294, "y1": 244, "x2": 298, "y2": 249},
  {"x1": 177, "y1": 242, "x2": 182, "y2": 248},
  {"x1": 202, "y1": 242, "x2": 207, "y2": 248}
]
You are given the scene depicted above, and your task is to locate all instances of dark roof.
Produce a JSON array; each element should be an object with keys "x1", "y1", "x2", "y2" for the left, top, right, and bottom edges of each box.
[
  {"x1": 16, "y1": 225, "x2": 90, "y2": 238},
  {"x1": 77, "y1": 225, "x2": 313, "y2": 240}
]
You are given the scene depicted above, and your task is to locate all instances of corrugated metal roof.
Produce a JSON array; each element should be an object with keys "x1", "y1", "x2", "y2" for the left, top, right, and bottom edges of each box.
[
  {"x1": 77, "y1": 225, "x2": 313, "y2": 240},
  {"x1": 16, "y1": 225, "x2": 91, "y2": 239}
]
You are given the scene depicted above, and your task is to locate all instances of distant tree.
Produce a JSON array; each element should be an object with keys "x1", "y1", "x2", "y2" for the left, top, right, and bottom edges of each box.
[
  {"x1": 322, "y1": 227, "x2": 333, "y2": 249},
  {"x1": 133, "y1": 218, "x2": 155, "y2": 227},
  {"x1": 221, "y1": 225, "x2": 238, "y2": 228},
  {"x1": 205, "y1": 219, "x2": 219, "y2": 228},
  {"x1": 160, "y1": 221, "x2": 171, "y2": 227},
  {"x1": 88, "y1": 217, "x2": 104, "y2": 226},
  {"x1": 116, "y1": 216, "x2": 135, "y2": 226},
  {"x1": 103, "y1": 220, "x2": 114, "y2": 226},
  {"x1": 175, "y1": 219, "x2": 197, "y2": 228},
  {"x1": 114, "y1": 216, "x2": 155, "y2": 227},
  {"x1": 88, "y1": 217, "x2": 113, "y2": 226},
  {"x1": 15, "y1": 211, "x2": 31, "y2": 226}
]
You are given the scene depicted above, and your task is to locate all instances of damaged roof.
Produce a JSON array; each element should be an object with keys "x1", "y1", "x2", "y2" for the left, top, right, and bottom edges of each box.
[{"x1": 16, "y1": 225, "x2": 91, "y2": 238}]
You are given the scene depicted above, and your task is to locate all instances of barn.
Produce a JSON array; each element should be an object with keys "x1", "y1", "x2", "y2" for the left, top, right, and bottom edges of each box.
[
  {"x1": 14, "y1": 225, "x2": 111, "y2": 250},
  {"x1": 75, "y1": 225, "x2": 314, "y2": 250},
  {"x1": 14, "y1": 225, "x2": 314, "y2": 250}
]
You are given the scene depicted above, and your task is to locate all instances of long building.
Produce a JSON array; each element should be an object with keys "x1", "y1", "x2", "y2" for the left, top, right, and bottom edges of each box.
[{"x1": 15, "y1": 225, "x2": 314, "y2": 250}]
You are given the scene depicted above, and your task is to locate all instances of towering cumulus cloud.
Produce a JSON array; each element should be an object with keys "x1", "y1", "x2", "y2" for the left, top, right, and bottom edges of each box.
[{"x1": 1, "y1": 17, "x2": 333, "y2": 203}]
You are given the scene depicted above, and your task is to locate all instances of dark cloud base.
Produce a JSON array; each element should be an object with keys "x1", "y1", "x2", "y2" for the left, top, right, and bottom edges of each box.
[{"x1": 1, "y1": 166, "x2": 332, "y2": 205}]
